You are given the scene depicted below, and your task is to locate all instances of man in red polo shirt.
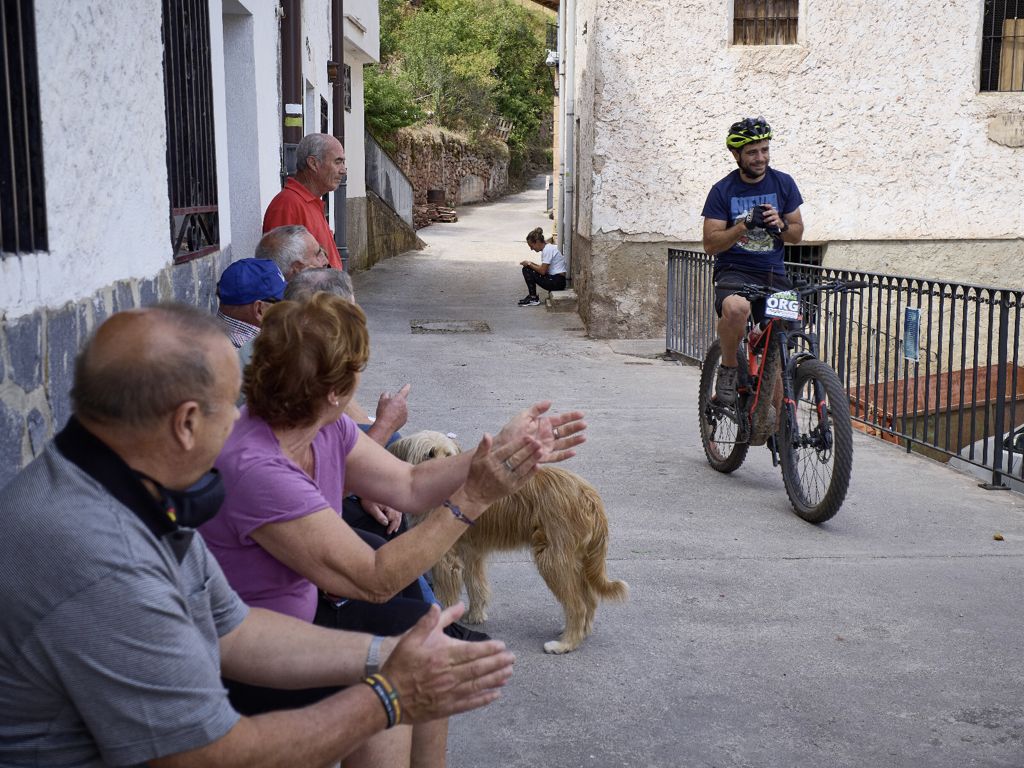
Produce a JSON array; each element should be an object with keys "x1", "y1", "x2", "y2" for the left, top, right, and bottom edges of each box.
[{"x1": 263, "y1": 133, "x2": 347, "y2": 270}]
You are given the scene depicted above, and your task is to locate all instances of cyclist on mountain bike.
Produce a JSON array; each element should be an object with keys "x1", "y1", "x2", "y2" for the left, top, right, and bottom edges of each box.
[{"x1": 701, "y1": 117, "x2": 805, "y2": 405}]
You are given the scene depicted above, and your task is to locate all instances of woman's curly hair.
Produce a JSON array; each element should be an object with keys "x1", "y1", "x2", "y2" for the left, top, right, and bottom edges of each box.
[{"x1": 245, "y1": 292, "x2": 369, "y2": 428}]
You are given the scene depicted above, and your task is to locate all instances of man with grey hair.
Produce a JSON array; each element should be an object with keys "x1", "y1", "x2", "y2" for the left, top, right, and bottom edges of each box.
[
  {"x1": 263, "y1": 133, "x2": 346, "y2": 270},
  {"x1": 0, "y1": 304, "x2": 515, "y2": 767},
  {"x1": 283, "y1": 265, "x2": 355, "y2": 303},
  {"x1": 257, "y1": 224, "x2": 328, "y2": 281}
]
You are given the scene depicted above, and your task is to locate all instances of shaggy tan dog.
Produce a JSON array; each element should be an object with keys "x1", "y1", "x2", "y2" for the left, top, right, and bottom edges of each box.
[{"x1": 388, "y1": 430, "x2": 628, "y2": 653}]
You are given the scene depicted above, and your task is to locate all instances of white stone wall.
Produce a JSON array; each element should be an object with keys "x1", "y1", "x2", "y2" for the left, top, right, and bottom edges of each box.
[
  {"x1": 224, "y1": 0, "x2": 283, "y2": 261},
  {"x1": 344, "y1": 58, "x2": 368, "y2": 198},
  {"x1": 345, "y1": 0, "x2": 381, "y2": 64},
  {"x1": 300, "y1": 0, "x2": 334, "y2": 136},
  {"x1": 0, "y1": 0, "x2": 268, "y2": 319},
  {"x1": 0, "y1": 0, "x2": 172, "y2": 319},
  {"x1": 573, "y1": 0, "x2": 599, "y2": 238},
  {"x1": 345, "y1": 0, "x2": 381, "y2": 201},
  {"x1": 582, "y1": 0, "x2": 1024, "y2": 251}
]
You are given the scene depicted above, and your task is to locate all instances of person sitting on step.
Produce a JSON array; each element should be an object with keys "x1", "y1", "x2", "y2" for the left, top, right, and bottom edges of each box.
[{"x1": 518, "y1": 227, "x2": 567, "y2": 306}]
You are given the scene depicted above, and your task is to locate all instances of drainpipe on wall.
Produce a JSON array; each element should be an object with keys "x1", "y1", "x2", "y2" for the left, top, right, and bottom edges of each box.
[
  {"x1": 555, "y1": 0, "x2": 566, "y2": 259},
  {"x1": 562, "y1": 0, "x2": 576, "y2": 282},
  {"x1": 280, "y1": 0, "x2": 303, "y2": 180},
  {"x1": 331, "y1": 0, "x2": 348, "y2": 267}
]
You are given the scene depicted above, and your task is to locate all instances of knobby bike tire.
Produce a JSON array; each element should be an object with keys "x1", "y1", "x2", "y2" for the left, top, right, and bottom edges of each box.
[
  {"x1": 698, "y1": 340, "x2": 749, "y2": 473},
  {"x1": 778, "y1": 358, "x2": 853, "y2": 523}
]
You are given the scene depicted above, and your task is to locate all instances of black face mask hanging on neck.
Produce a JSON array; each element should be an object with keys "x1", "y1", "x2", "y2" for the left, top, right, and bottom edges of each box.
[{"x1": 135, "y1": 469, "x2": 226, "y2": 529}]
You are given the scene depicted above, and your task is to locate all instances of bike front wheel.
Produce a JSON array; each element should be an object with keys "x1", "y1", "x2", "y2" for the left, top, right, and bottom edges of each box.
[
  {"x1": 778, "y1": 358, "x2": 853, "y2": 523},
  {"x1": 698, "y1": 340, "x2": 749, "y2": 473}
]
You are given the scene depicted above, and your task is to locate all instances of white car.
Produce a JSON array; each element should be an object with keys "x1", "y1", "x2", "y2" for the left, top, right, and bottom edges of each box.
[{"x1": 948, "y1": 425, "x2": 1024, "y2": 493}]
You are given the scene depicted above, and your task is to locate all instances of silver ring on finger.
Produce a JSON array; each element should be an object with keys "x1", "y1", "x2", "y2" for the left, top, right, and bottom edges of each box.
[
  {"x1": 553, "y1": 427, "x2": 560, "y2": 439},
  {"x1": 502, "y1": 459, "x2": 515, "y2": 473}
]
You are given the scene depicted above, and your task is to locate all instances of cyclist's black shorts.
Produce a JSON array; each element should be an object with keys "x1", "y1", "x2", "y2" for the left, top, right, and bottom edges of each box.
[{"x1": 713, "y1": 267, "x2": 792, "y2": 322}]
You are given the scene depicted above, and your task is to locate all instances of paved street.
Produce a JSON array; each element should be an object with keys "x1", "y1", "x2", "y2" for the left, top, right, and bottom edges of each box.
[{"x1": 351, "y1": 179, "x2": 1024, "y2": 768}]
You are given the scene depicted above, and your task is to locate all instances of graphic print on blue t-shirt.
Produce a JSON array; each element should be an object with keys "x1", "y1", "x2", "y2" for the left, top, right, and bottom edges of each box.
[
  {"x1": 731, "y1": 192, "x2": 779, "y2": 253},
  {"x1": 730, "y1": 193, "x2": 778, "y2": 224}
]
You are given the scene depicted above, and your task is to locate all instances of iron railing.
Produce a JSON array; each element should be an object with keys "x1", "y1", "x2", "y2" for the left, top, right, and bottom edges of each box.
[
  {"x1": 162, "y1": 0, "x2": 219, "y2": 263},
  {"x1": 1, "y1": 0, "x2": 47, "y2": 255},
  {"x1": 364, "y1": 130, "x2": 414, "y2": 227},
  {"x1": 667, "y1": 249, "x2": 1024, "y2": 489}
]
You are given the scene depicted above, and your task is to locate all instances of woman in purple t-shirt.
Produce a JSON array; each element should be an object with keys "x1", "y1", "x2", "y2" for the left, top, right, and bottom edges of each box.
[{"x1": 200, "y1": 293, "x2": 586, "y2": 765}]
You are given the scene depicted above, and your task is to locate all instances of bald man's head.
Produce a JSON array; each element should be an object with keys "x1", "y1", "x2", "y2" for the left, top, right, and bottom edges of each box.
[{"x1": 72, "y1": 304, "x2": 231, "y2": 429}]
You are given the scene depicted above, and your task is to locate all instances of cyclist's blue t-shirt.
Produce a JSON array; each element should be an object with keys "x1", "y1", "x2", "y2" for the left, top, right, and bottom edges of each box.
[{"x1": 701, "y1": 167, "x2": 803, "y2": 277}]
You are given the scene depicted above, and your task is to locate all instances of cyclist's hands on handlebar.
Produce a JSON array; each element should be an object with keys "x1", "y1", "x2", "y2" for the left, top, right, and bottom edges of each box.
[{"x1": 715, "y1": 280, "x2": 870, "y2": 301}]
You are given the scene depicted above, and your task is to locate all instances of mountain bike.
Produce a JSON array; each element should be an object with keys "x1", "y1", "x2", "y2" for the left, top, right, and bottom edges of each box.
[{"x1": 697, "y1": 279, "x2": 867, "y2": 523}]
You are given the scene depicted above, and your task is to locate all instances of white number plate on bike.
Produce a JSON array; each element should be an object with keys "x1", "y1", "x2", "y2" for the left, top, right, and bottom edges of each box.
[{"x1": 764, "y1": 290, "x2": 801, "y2": 321}]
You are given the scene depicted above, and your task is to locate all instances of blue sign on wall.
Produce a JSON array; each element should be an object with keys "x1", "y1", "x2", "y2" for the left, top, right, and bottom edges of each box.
[{"x1": 903, "y1": 307, "x2": 921, "y2": 362}]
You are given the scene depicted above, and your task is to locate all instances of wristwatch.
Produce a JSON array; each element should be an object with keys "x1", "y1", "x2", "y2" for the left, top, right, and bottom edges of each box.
[
  {"x1": 780, "y1": 220, "x2": 789, "y2": 233},
  {"x1": 365, "y1": 635, "x2": 384, "y2": 676}
]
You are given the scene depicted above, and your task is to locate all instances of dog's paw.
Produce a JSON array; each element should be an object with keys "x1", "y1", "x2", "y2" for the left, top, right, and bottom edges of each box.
[
  {"x1": 543, "y1": 640, "x2": 577, "y2": 654},
  {"x1": 463, "y1": 610, "x2": 488, "y2": 625}
]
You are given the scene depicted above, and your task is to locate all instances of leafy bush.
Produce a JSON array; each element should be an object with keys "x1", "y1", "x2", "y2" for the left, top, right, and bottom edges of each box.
[
  {"x1": 366, "y1": 0, "x2": 554, "y2": 183},
  {"x1": 364, "y1": 66, "x2": 423, "y2": 142}
]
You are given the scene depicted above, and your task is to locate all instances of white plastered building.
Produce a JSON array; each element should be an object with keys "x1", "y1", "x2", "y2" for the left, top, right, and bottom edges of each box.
[{"x1": 0, "y1": 0, "x2": 382, "y2": 483}]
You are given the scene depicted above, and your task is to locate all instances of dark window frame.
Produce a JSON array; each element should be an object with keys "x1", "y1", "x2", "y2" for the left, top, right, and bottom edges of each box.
[
  {"x1": 981, "y1": 0, "x2": 1024, "y2": 92},
  {"x1": 161, "y1": 0, "x2": 220, "y2": 264},
  {"x1": 733, "y1": 0, "x2": 799, "y2": 46},
  {"x1": 1, "y1": 0, "x2": 48, "y2": 255}
]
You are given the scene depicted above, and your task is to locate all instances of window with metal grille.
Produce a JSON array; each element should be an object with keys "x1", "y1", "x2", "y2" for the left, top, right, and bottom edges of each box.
[
  {"x1": 785, "y1": 243, "x2": 824, "y2": 284},
  {"x1": 785, "y1": 243, "x2": 825, "y2": 320},
  {"x1": 733, "y1": 0, "x2": 798, "y2": 46},
  {"x1": 161, "y1": 0, "x2": 219, "y2": 263},
  {"x1": 1, "y1": 0, "x2": 47, "y2": 255},
  {"x1": 981, "y1": 0, "x2": 1024, "y2": 92}
]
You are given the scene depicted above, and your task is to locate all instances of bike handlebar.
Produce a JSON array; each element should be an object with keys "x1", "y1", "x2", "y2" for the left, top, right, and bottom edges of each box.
[{"x1": 716, "y1": 279, "x2": 869, "y2": 300}]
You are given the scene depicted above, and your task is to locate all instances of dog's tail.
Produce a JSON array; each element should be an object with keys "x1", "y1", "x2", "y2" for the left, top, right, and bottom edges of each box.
[{"x1": 581, "y1": 485, "x2": 629, "y2": 602}]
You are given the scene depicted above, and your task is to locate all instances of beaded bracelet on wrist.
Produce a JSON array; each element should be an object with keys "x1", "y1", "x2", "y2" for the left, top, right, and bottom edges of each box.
[
  {"x1": 443, "y1": 499, "x2": 475, "y2": 526},
  {"x1": 363, "y1": 673, "x2": 402, "y2": 728}
]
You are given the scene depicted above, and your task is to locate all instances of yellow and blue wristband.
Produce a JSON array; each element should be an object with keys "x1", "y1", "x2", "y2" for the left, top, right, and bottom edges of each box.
[{"x1": 363, "y1": 673, "x2": 402, "y2": 728}]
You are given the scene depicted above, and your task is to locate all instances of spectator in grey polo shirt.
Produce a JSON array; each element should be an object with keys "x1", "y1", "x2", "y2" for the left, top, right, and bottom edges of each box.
[{"x1": 0, "y1": 304, "x2": 515, "y2": 768}]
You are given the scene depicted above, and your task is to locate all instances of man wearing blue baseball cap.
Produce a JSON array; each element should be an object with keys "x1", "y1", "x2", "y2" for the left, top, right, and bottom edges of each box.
[{"x1": 215, "y1": 258, "x2": 286, "y2": 362}]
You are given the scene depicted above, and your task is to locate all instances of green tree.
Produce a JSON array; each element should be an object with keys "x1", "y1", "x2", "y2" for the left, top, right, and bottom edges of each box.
[
  {"x1": 363, "y1": 65, "x2": 423, "y2": 141},
  {"x1": 365, "y1": 0, "x2": 553, "y2": 181}
]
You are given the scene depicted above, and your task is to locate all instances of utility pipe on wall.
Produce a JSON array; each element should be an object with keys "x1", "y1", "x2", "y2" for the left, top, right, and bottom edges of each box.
[
  {"x1": 555, "y1": 0, "x2": 566, "y2": 259},
  {"x1": 562, "y1": 0, "x2": 576, "y2": 282},
  {"x1": 331, "y1": 0, "x2": 348, "y2": 265},
  {"x1": 280, "y1": 0, "x2": 303, "y2": 179}
]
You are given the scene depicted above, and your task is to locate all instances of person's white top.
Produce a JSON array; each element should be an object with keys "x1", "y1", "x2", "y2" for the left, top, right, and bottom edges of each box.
[{"x1": 541, "y1": 243, "x2": 567, "y2": 275}]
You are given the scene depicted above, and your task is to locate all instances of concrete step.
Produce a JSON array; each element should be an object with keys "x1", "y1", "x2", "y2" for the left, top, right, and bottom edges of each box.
[{"x1": 545, "y1": 288, "x2": 577, "y2": 313}]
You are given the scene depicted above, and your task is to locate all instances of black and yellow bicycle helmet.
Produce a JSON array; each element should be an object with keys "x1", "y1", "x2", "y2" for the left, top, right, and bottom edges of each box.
[{"x1": 726, "y1": 117, "x2": 773, "y2": 149}]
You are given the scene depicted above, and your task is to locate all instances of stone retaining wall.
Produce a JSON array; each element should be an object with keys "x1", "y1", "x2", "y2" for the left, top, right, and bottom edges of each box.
[
  {"x1": 362, "y1": 190, "x2": 425, "y2": 271},
  {"x1": 391, "y1": 127, "x2": 509, "y2": 209},
  {"x1": 0, "y1": 250, "x2": 232, "y2": 486}
]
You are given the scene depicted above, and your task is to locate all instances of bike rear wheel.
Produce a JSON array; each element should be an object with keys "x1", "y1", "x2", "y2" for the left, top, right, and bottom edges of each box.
[
  {"x1": 778, "y1": 358, "x2": 853, "y2": 523},
  {"x1": 698, "y1": 340, "x2": 749, "y2": 473}
]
